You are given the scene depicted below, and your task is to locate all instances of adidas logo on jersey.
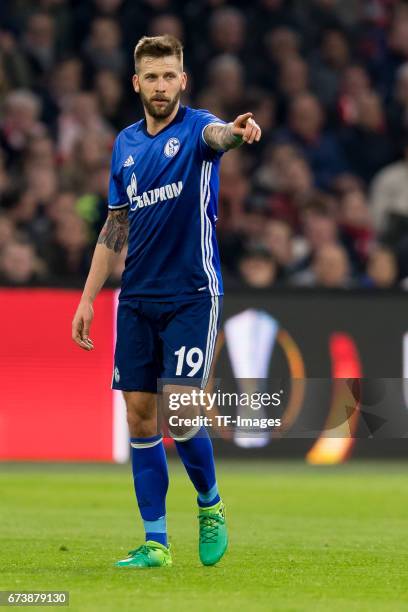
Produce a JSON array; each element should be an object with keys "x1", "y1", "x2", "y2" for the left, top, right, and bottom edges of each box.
[
  {"x1": 123, "y1": 155, "x2": 134, "y2": 167},
  {"x1": 126, "y1": 172, "x2": 183, "y2": 210}
]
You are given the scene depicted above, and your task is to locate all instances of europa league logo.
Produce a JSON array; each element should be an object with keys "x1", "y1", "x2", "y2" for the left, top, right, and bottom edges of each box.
[{"x1": 213, "y1": 309, "x2": 306, "y2": 449}]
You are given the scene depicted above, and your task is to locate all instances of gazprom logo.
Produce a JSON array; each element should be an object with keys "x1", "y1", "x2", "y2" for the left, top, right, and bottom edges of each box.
[
  {"x1": 126, "y1": 172, "x2": 183, "y2": 211},
  {"x1": 127, "y1": 173, "x2": 137, "y2": 201}
]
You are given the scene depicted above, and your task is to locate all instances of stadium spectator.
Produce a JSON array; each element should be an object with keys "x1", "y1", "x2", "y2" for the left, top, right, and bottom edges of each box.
[
  {"x1": 0, "y1": 90, "x2": 45, "y2": 166},
  {"x1": 0, "y1": 239, "x2": 46, "y2": 284},
  {"x1": 9, "y1": 167, "x2": 58, "y2": 249},
  {"x1": 388, "y1": 62, "x2": 408, "y2": 148},
  {"x1": 1, "y1": 2, "x2": 408, "y2": 291},
  {"x1": 0, "y1": 149, "x2": 10, "y2": 196},
  {"x1": 251, "y1": 0, "x2": 298, "y2": 39},
  {"x1": 312, "y1": 243, "x2": 352, "y2": 288},
  {"x1": 331, "y1": 172, "x2": 365, "y2": 197},
  {"x1": 265, "y1": 156, "x2": 316, "y2": 229},
  {"x1": 94, "y1": 70, "x2": 123, "y2": 122},
  {"x1": 44, "y1": 58, "x2": 84, "y2": 126},
  {"x1": 22, "y1": 13, "x2": 57, "y2": 82},
  {"x1": 0, "y1": 29, "x2": 31, "y2": 90},
  {"x1": 292, "y1": 0, "x2": 347, "y2": 50},
  {"x1": 261, "y1": 219, "x2": 295, "y2": 280},
  {"x1": 254, "y1": 142, "x2": 300, "y2": 193},
  {"x1": 364, "y1": 244, "x2": 399, "y2": 288},
  {"x1": 264, "y1": 26, "x2": 300, "y2": 68},
  {"x1": 149, "y1": 14, "x2": 185, "y2": 42},
  {"x1": 61, "y1": 129, "x2": 111, "y2": 193},
  {"x1": 218, "y1": 149, "x2": 249, "y2": 233},
  {"x1": 23, "y1": 134, "x2": 56, "y2": 171},
  {"x1": 0, "y1": 213, "x2": 15, "y2": 247},
  {"x1": 204, "y1": 54, "x2": 246, "y2": 119},
  {"x1": 47, "y1": 213, "x2": 92, "y2": 278},
  {"x1": 370, "y1": 137, "x2": 408, "y2": 235},
  {"x1": 277, "y1": 56, "x2": 310, "y2": 121},
  {"x1": 245, "y1": 89, "x2": 275, "y2": 135},
  {"x1": 310, "y1": 27, "x2": 351, "y2": 110},
  {"x1": 258, "y1": 26, "x2": 300, "y2": 91},
  {"x1": 208, "y1": 7, "x2": 246, "y2": 56},
  {"x1": 337, "y1": 64, "x2": 372, "y2": 126},
  {"x1": 83, "y1": 17, "x2": 126, "y2": 76},
  {"x1": 290, "y1": 195, "x2": 344, "y2": 282},
  {"x1": 338, "y1": 189, "x2": 375, "y2": 270},
  {"x1": 75, "y1": 161, "x2": 111, "y2": 238},
  {"x1": 57, "y1": 91, "x2": 113, "y2": 163},
  {"x1": 45, "y1": 191, "x2": 78, "y2": 224},
  {"x1": 340, "y1": 91, "x2": 394, "y2": 184},
  {"x1": 292, "y1": 243, "x2": 352, "y2": 288},
  {"x1": 376, "y1": 9, "x2": 408, "y2": 96},
  {"x1": 238, "y1": 247, "x2": 278, "y2": 288},
  {"x1": 278, "y1": 93, "x2": 348, "y2": 189}
]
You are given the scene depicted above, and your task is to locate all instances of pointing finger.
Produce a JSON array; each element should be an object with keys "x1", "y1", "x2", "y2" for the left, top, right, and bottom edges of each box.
[{"x1": 235, "y1": 112, "x2": 253, "y2": 126}]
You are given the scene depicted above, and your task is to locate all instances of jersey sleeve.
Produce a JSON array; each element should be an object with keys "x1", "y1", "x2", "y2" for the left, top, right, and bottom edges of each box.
[
  {"x1": 108, "y1": 135, "x2": 129, "y2": 210},
  {"x1": 194, "y1": 109, "x2": 227, "y2": 160}
]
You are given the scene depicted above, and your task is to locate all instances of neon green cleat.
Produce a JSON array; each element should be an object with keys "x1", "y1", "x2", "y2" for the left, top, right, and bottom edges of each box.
[
  {"x1": 198, "y1": 500, "x2": 228, "y2": 566},
  {"x1": 115, "y1": 540, "x2": 172, "y2": 568}
]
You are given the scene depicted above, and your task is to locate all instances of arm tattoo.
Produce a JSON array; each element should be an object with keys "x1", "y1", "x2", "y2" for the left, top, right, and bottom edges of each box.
[
  {"x1": 203, "y1": 122, "x2": 243, "y2": 152},
  {"x1": 97, "y1": 209, "x2": 129, "y2": 253}
]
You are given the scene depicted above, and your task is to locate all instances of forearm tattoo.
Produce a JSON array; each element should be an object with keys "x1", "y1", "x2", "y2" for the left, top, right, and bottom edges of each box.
[
  {"x1": 97, "y1": 209, "x2": 129, "y2": 253},
  {"x1": 204, "y1": 122, "x2": 243, "y2": 151}
]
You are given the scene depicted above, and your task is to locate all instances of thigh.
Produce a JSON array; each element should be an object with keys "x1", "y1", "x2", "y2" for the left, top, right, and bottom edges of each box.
[
  {"x1": 113, "y1": 301, "x2": 161, "y2": 392},
  {"x1": 160, "y1": 296, "x2": 223, "y2": 388}
]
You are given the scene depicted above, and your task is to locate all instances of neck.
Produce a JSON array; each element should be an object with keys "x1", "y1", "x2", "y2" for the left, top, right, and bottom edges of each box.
[{"x1": 145, "y1": 102, "x2": 180, "y2": 136}]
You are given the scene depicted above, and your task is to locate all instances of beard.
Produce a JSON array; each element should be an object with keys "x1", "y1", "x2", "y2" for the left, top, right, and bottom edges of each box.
[{"x1": 140, "y1": 90, "x2": 181, "y2": 120}]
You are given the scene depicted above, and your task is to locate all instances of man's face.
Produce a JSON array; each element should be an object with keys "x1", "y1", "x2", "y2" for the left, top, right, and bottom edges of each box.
[
  {"x1": 133, "y1": 55, "x2": 186, "y2": 120},
  {"x1": 291, "y1": 97, "x2": 322, "y2": 140}
]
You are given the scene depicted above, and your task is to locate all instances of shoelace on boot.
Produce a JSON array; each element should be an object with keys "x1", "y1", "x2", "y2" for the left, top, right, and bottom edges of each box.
[
  {"x1": 127, "y1": 544, "x2": 154, "y2": 558},
  {"x1": 198, "y1": 513, "x2": 223, "y2": 544}
]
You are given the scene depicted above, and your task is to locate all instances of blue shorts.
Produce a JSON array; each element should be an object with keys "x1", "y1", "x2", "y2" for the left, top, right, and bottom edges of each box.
[{"x1": 112, "y1": 296, "x2": 223, "y2": 392}]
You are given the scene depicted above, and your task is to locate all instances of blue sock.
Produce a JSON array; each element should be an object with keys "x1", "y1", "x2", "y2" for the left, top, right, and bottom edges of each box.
[
  {"x1": 174, "y1": 426, "x2": 221, "y2": 508},
  {"x1": 130, "y1": 434, "x2": 169, "y2": 547}
]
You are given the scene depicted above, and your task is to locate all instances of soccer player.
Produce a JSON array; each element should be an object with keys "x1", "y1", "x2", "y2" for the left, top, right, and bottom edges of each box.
[{"x1": 72, "y1": 35, "x2": 261, "y2": 568}]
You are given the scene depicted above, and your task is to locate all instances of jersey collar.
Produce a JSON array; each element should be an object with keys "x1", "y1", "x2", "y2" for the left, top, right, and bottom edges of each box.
[{"x1": 141, "y1": 104, "x2": 187, "y2": 138}]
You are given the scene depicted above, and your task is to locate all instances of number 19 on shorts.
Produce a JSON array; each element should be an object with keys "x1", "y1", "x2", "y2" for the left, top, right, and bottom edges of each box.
[{"x1": 174, "y1": 346, "x2": 204, "y2": 377}]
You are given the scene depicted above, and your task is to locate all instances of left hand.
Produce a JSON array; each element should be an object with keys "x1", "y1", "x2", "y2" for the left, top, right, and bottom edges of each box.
[{"x1": 231, "y1": 112, "x2": 262, "y2": 144}]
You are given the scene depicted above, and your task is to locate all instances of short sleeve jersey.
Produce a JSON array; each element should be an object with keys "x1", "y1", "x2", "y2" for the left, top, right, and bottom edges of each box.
[{"x1": 108, "y1": 105, "x2": 225, "y2": 301}]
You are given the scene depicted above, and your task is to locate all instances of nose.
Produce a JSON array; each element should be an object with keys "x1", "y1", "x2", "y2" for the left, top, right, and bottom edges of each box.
[{"x1": 155, "y1": 77, "x2": 166, "y2": 92}]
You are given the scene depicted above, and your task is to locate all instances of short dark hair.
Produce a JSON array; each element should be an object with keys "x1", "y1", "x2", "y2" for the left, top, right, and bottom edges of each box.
[{"x1": 134, "y1": 35, "x2": 183, "y2": 72}]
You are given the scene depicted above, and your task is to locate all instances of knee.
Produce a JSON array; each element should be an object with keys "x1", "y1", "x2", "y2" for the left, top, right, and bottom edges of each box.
[{"x1": 124, "y1": 392, "x2": 157, "y2": 438}]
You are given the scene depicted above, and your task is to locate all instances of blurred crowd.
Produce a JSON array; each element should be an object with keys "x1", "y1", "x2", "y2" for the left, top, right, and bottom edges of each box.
[{"x1": 1, "y1": 0, "x2": 408, "y2": 289}]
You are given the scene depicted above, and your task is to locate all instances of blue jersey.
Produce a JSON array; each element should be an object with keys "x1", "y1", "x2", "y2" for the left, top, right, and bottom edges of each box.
[{"x1": 108, "y1": 105, "x2": 225, "y2": 301}]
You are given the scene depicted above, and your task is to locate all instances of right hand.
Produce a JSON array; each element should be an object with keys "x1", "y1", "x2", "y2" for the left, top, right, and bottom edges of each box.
[
  {"x1": 231, "y1": 112, "x2": 261, "y2": 144},
  {"x1": 72, "y1": 300, "x2": 94, "y2": 351}
]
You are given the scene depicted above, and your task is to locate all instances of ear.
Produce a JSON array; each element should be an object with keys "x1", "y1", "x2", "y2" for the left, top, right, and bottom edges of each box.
[
  {"x1": 132, "y1": 73, "x2": 139, "y2": 93},
  {"x1": 181, "y1": 71, "x2": 187, "y2": 92}
]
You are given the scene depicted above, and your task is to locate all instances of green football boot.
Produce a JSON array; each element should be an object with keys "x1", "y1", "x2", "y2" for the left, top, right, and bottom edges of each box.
[
  {"x1": 198, "y1": 500, "x2": 228, "y2": 566},
  {"x1": 115, "y1": 540, "x2": 172, "y2": 568}
]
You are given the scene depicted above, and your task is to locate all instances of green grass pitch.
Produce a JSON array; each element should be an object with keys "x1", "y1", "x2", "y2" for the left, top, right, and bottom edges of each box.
[{"x1": 1, "y1": 460, "x2": 407, "y2": 612}]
